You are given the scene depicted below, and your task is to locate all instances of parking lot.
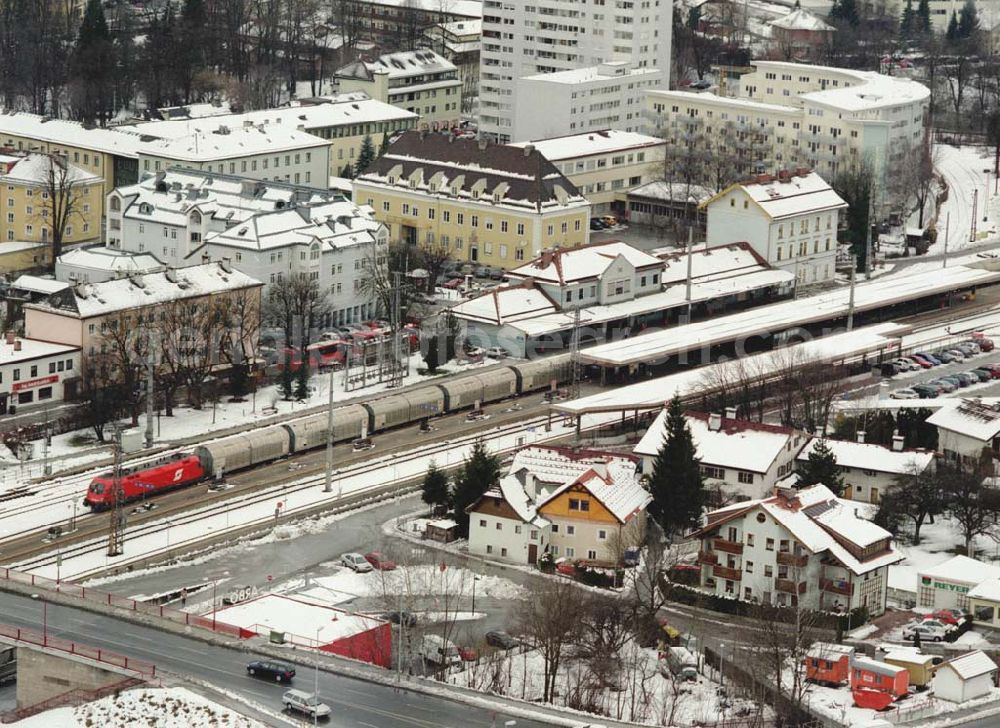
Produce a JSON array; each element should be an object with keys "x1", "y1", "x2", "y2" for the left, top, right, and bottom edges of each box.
[{"x1": 888, "y1": 339, "x2": 1000, "y2": 399}]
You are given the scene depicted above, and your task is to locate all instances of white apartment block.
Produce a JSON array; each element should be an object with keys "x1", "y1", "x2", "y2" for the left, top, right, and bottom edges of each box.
[
  {"x1": 691, "y1": 484, "x2": 902, "y2": 616},
  {"x1": 480, "y1": 0, "x2": 673, "y2": 143},
  {"x1": 704, "y1": 170, "x2": 846, "y2": 286},
  {"x1": 106, "y1": 170, "x2": 384, "y2": 326},
  {"x1": 645, "y1": 60, "x2": 929, "y2": 188},
  {"x1": 335, "y1": 50, "x2": 463, "y2": 131},
  {"x1": 512, "y1": 63, "x2": 663, "y2": 142},
  {"x1": 512, "y1": 129, "x2": 665, "y2": 213}
]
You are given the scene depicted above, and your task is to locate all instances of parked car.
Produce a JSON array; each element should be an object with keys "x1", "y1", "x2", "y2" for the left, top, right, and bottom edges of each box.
[
  {"x1": 485, "y1": 346, "x2": 509, "y2": 359},
  {"x1": 420, "y1": 634, "x2": 462, "y2": 666},
  {"x1": 282, "y1": 690, "x2": 331, "y2": 719},
  {"x1": 599, "y1": 215, "x2": 618, "y2": 227},
  {"x1": 955, "y1": 372, "x2": 979, "y2": 386},
  {"x1": 915, "y1": 352, "x2": 942, "y2": 365},
  {"x1": 933, "y1": 350, "x2": 957, "y2": 363},
  {"x1": 973, "y1": 368, "x2": 996, "y2": 381},
  {"x1": 247, "y1": 660, "x2": 296, "y2": 682},
  {"x1": 910, "y1": 384, "x2": 939, "y2": 399},
  {"x1": 957, "y1": 343, "x2": 979, "y2": 357},
  {"x1": 906, "y1": 356, "x2": 933, "y2": 369},
  {"x1": 902, "y1": 623, "x2": 947, "y2": 642},
  {"x1": 920, "y1": 618, "x2": 958, "y2": 633},
  {"x1": 945, "y1": 349, "x2": 966, "y2": 362},
  {"x1": 967, "y1": 369, "x2": 991, "y2": 383},
  {"x1": 976, "y1": 338, "x2": 995, "y2": 352},
  {"x1": 590, "y1": 217, "x2": 609, "y2": 229},
  {"x1": 364, "y1": 552, "x2": 396, "y2": 571},
  {"x1": 932, "y1": 609, "x2": 966, "y2": 625},
  {"x1": 485, "y1": 630, "x2": 520, "y2": 650},
  {"x1": 892, "y1": 358, "x2": 920, "y2": 371},
  {"x1": 341, "y1": 552, "x2": 373, "y2": 572},
  {"x1": 929, "y1": 379, "x2": 957, "y2": 393},
  {"x1": 690, "y1": 79, "x2": 712, "y2": 90},
  {"x1": 890, "y1": 388, "x2": 920, "y2": 399}
]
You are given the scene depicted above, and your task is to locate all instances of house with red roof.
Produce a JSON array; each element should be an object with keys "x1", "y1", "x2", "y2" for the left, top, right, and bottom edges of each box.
[
  {"x1": 634, "y1": 409, "x2": 807, "y2": 501},
  {"x1": 466, "y1": 445, "x2": 651, "y2": 566},
  {"x1": 689, "y1": 484, "x2": 902, "y2": 615}
]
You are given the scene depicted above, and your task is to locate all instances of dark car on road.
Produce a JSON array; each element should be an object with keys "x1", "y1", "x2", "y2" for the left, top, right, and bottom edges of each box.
[
  {"x1": 485, "y1": 630, "x2": 519, "y2": 650},
  {"x1": 247, "y1": 660, "x2": 296, "y2": 682},
  {"x1": 384, "y1": 610, "x2": 418, "y2": 627}
]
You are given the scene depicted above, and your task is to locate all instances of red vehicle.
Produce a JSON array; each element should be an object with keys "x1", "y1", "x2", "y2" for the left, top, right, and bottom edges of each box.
[
  {"x1": 804, "y1": 642, "x2": 854, "y2": 686},
  {"x1": 364, "y1": 552, "x2": 396, "y2": 571},
  {"x1": 84, "y1": 453, "x2": 207, "y2": 510},
  {"x1": 932, "y1": 608, "x2": 965, "y2": 625},
  {"x1": 852, "y1": 688, "x2": 895, "y2": 711},
  {"x1": 850, "y1": 656, "x2": 909, "y2": 703},
  {"x1": 307, "y1": 340, "x2": 346, "y2": 369}
]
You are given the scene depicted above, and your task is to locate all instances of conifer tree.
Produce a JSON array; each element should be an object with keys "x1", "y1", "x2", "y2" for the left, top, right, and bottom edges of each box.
[
  {"x1": 916, "y1": 0, "x2": 932, "y2": 33},
  {"x1": 422, "y1": 461, "x2": 450, "y2": 510},
  {"x1": 450, "y1": 439, "x2": 501, "y2": 536},
  {"x1": 900, "y1": 0, "x2": 916, "y2": 38},
  {"x1": 796, "y1": 439, "x2": 845, "y2": 495},
  {"x1": 355, "y1": 134, "x2": 376, "y2": 177},
  {"x1": 647, "y1": 396, "x2": 705, "y2": 538},
  {"x1": 946, "y1": 10, "x2": 959, "y2": 40},
  {"x1": 958, "y1": 0, "x2": 979, "y2": 38},
  {"x1": 70, "y1": 0, "x2": 115, "y2": 124}
]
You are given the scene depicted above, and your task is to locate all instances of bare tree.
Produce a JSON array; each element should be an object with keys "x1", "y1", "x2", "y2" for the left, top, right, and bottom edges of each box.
[
  {"x1": 37, "y1": 154, "x2": 88, "y2": 263},
  {"x1": 99, "y1": 309, "x2": 149, "y2": 426},
  {"x1": 76, "y1": 353, "x2": 126, "y2": 441},
  {"x1": 518, "y1": 577, "x2": 585, "y2": 703},
  {"x1": 217, "y1": 286, "x2": 262, "y2": 399}
]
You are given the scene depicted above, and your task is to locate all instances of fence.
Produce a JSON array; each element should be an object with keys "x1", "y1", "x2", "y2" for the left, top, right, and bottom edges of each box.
[
  {"x1": 0, "y1": 675, "x2": 145, "y2": 723},
  {"x1": 0, "y1": 567, "x2": 243, "y2": 640},
  {"x1": 884, "y1": 697, "x2": 939, "y2": 725},
  {"x1": 0, "y1": 622, "x2": 155, "y2": 679}
]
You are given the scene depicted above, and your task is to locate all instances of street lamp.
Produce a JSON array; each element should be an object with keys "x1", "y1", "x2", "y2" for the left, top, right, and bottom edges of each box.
[
  {"x1": 314, "y1": 627, "x2": 321, "y2": 727},
  {"x1": 471, "y1": 575, "x2": 481, "y2": 614}
]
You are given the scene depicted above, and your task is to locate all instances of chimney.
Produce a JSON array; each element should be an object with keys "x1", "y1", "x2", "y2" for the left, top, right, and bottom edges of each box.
[
  {"x1": 478, "y1": 138, "x2": 488, "y2": 152},
  {"x1": 856, "y1": 430, "x2": 866, "y2": 444},
  {"x1": 709, "y1": 413, "x2": 722, "y2": 432},
  {"x1": 539, "y1": 250, "x2": 553, "y2": 269},
  {"x1": 165, "y1": 267, "x2": 178, "y2": 283},
  {"x1": 725, "y1": 406, "x2": 738, "y2": 420},
  {"x1": 590, "y1": 458, "x2": 609, "y2": 479},
  {"x1": 523, "y1": 471, "x2": 537, "y2": 502},
  {"x1": 220, "y1": 257, "x2": 232, "y2": 273},
  {"x1": 13, "y1": 339, "x2": 21, "y2": 352},
  {"x1": 522, "y1": 144, "x2": 534, "y2": 157},
  {"x1": 892, "y1": 431, "x2": 905, "y2": 452},
  {"x1": 4, "y1": 331, "x2": 13, "y2": 345},
  {"x1": 201, "y1": 252, "x2": 210, "y2": 265}
]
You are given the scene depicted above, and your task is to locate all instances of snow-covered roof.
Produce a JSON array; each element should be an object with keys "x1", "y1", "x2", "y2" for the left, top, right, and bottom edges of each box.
[
  {"x1": 939, "y1": 651, "x2": 997, "y2": 680},
  {"x1": 634, "y1": 410, "x2": 798, "y2": 475},
  {"x1": 507, "y1": 241, "x2": 662, "y2": 285},
  {"x1": 926, "y1": 399, "x2": 1000, "y2": 442},
  {"x1": 208, "y1": 593, "x2": 386, "y2": 644},
  {"x1": 807, "y1": 642, "x2": 855, "y2": 659},
  {"x1": 56, "y1": 247, "x2": 164, "y2": 278},
  {"x1": 694, "y1": 484, "x2": 901, "y2": 576},
  {"x1": 510, "y1": 130, "x2": 664, "y2": 162},
  {"x1": 509, "y1": 445, "x2": 638, "y2": 487},
  {"x1": 920, "y1": 555, "x2": 1000, "y2": 586},
  {"x1": 520, "y1": 63, "x2": 662, "y2": 86},
  {"x1": 478, "y1": 472, "x2": 550, "y2": 527},
  {"x1": 707, "y1": 171, "x2": 847, "y2": 220},
  {"x1": 450, "y1": 283, "x2": 557, "y2": 325},
  {"x1": 114, "y1": 169, "x2": 335, "y2": 229},
  {"x1": 10, "y1": 275, "x2": 69, "y2": 295},
  {"x1": 336, "y1": 49, "x2": 457, "y2": 82},
  {"x1": 195, "y1": 198, "x2": 384, "y2": 253},
  {"x1": 426, "y1": 518, "x2": 458, "y2": 530},
  {"x1": 628, "y1": 180, "x2": 714, "y2": 204},
  {"x1": 883, "y1": 650, "x2": 935, "y2": 666},
  {"x1": 139, "y1": 124, "x2": 327, "y2": 162},
  {"x1": 434, "y1": 18, "x2": 482, "y2": 36},
  {"x1": 0, "y1": 336, "x2": 77, "y2": 365},
  {"x1": 0, "y1": 153, "x2": 102, "y2": 187},
  {"x1": 359, "y1": 0, "x2": 481, "y2": 16},
  {"x1": 770, "y1": 8, "x2": 835, "y2": 31},
  {"x1": 129, "y1": 93, "x2": 417, "y2": 141},
  {"x1": 0, "y1": 111, "x2": 150, "y2": 158},
  {"x1": 27, "y1": 261, "x2": 262, "y2": 318},
  {"x1": 796, "y1": 438, "x2": 934, "y2": 476},
  {"x1": 658, "y1": 242, "x2": 773, "y2": 286},
  {"x1": 537, "y1": 459, "x2": 651, "y2": 524},
  {"x1": 968, "y1": 578, "x2": 1000, "y2": 602},
  {"x1": 646, "y1": 89, "x2": 799, "y2": 115}
]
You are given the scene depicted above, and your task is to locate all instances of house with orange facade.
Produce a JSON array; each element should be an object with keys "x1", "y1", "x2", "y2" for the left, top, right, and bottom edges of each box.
[{"x1": 466, "y1": 445, "x2": 651, "y2": 566}]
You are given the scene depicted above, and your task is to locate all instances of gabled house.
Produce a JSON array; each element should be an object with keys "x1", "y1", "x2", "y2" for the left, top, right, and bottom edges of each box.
[
  {"x1": 634, "y1": 409, "x2": 805, "y2": 501},
  {"x1": 934, "y1": 651, "x2": 998, "y2": 703},
  {"x1": 796, "y1": 436, "x2": 935, "y2": 504},
  {"x1": 689, "y1": 484, "x2": 902, "y2": 615},
  {"x1": 466, "y1": 445, "x2": 651, "y2": 566},
  {"x1": 926, "y1": 399, "x2": 1000, "y2": 464}
]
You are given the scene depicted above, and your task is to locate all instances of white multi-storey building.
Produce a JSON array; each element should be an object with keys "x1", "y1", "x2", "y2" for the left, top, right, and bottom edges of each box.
[
  {"x1": 511, "y1": 63, "x2": 663, "y2": 142},
  {"x1": 703, "y1": 169, "x2": 846, "y2": 286},
  {"x1": 479, "y1": 0, "x2": 673, "y2": 143},
  {"x1": 691, "y1": 484, "x2": 902, "y2": 615},
  {"x1": 645, "y1": 60, "x2": 929, "y2": 188}
]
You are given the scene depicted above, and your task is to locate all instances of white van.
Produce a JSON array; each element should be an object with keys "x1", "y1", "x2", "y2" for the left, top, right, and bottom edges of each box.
[
  {"x1": 282, "y1": 689, "x2": 331, "y2": 719},
  {"x1": 664, "y1": 646, "x2": 699, "y2": 681},
  {"x1": 419, "y1": 634, "x2": 461, "y2": 666}
]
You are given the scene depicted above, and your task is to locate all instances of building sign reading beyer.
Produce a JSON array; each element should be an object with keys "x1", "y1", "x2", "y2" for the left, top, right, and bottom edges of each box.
[{"x1": 11, "y1": 375, "x2": 58, "y2": 393}]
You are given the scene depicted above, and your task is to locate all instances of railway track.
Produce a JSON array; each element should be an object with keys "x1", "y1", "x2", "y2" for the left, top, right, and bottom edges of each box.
[{"x1": 10, "y1": 412, "x2": 585, "y2": 580}]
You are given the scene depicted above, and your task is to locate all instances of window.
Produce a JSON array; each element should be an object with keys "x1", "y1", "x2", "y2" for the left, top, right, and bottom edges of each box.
[
  {"x1": 566, "y1": 525, "x2": 575, "y2": 535},
  {"x1": 738, "y1": 471, "x2": 754, "y2": 485},
  {"x1": 569, "y1": 498, "x2": 579, "y2": 510},
  {"x1": 479, "y1": 519, "x2": 486, "y2": 527},
  {"x1": 443, "y1": 210, "x2": 450, "y2": 222},
  {"x1": 701, "y1": 465, "x2": 725, "y2": 479},
  {"x1": 471, "y1": 215, "x2": 478, "y2": 227},
  {"x1": 486, "y1": 545, "x2": 493, "y2": 554},
  {"x1": 766, "y1": 538, "x2": 775, "y2": 551},
  {"x1": 566, "y1": 547, "x2": 575, "y2": 558},
  {"x1": 501, "y1": 547, "x2": 508, "y2": 557},
  {"x1": 764, "y1": 565, "x2": 773, "y2": 577},
  {"x1": 514, "y1": 525, "x2": 522, "y2": 534},
  {"x1": 597, "y1": 529, "x2": 607, "y2": 540},
  {"x1": 587, "y1": 550, "x2": 597, "y2": 560},
  {"x1": 29, "y1": 365, "x2": 37, "y2": 377},
  {"x1": 746, "y1": 561, "x2": 753, "y2": 573},
  {"x1": 530, "y1": 529, "x2": 538, "y2": 540}
]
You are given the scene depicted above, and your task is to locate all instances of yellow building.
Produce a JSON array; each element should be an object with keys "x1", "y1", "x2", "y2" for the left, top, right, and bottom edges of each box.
[
  {"x1": 0, "y1": 153, "x2": 103, "y2": 247},
  {"x1": 0, "y1": 241, "x2": 51, "y2": 274},
  {"x1": 353, "y1": 132, "x2": 590, "y2": 268}
]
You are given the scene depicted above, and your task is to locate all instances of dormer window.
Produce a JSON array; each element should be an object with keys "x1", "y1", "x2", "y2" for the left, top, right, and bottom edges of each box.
[
  {"x1": 190, "y1": 211, "x2": 202, "y2": 224},
  {"x1": 138, "y1": 203, "x2": 153, "y2": 214},
  {"x1": 388, "y1": 176, "x2": 396, "y2": 184}
]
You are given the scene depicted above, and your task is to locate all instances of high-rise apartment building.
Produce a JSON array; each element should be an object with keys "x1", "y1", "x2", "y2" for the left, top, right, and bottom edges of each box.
[{"x1": 479, "y1": 0, "x2": 673, "y2": 143}]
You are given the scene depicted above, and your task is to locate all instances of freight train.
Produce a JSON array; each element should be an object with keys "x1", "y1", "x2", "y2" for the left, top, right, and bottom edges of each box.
[{"x1": 83, "y1": 355, "x2": 572, "y2": 510}]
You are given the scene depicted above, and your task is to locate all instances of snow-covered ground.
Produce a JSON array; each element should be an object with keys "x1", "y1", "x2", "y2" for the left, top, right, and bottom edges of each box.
[
  {"x1": 12, "y1": 687, "x2": 263, "y2": 727},
  {"x1": 448, "y1": 641, "x2": 753, "y2": 726},
  {"x1": 930, "y1": 145, "x2": 1000, "y2": 256}
]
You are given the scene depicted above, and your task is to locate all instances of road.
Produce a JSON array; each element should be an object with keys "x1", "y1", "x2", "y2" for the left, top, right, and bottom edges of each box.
[{"x1": 0, "y1": 590, "x2": 558, "y2": 728}]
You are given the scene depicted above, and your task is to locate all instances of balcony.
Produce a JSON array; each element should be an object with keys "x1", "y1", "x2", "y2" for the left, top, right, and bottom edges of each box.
[
  {"x1": 697, "y1": 551, "x2": 718, "y2": 566},
  {"x1": 777, "y1": 552, "x2": 809, "y2": 568},
  {"x1": 775, "y1": 578, "x2": 807, "y2": 594},
  {"x1": 713, "y1": 564, "x2": 742, "y2": 581},
  {"x1": 821, "y1": 578, "x2": 854, "y2": 596},
  {"x1": 713, "y1": 538, "x2": 744, "y2": 555}
]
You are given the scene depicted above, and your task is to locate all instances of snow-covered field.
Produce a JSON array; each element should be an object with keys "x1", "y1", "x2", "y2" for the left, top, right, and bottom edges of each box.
[
  {"x1": 12, "y1": 687, "x2": 263, "y2": 727},
  {"x1": 448, "y1": 641, "x2": 753, "y2": 726},
  {"x1": 931, "y1": 145, "x2": 1000, "y2": 256}
]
